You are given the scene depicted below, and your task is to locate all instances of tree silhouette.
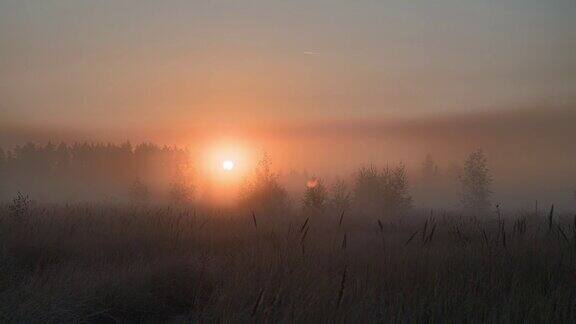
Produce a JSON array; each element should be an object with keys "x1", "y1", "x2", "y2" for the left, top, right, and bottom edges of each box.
[
  {"x1": 460, "y1": 149, "x2": 492, "y2": 216},
  {"x1": 239, "y1": 153, "x2": 287, "y2": 214},
  {"x1": 302, "y1": 177, "x2": 328, "y2": 216},
  {"x1": 353, "y1": 165, "x2": 382, "y2": 215},
  {"x1": 0, "y1": 142, "x2": 192, "y2": 202},
  {"x1": 330, "y1": 179, "x2": 352, "y2": 215},
  {"x1": 353, "y1": 164, "x2": 412, "y2": 220},
  {"x1": 383, "y1": 164, "x2": 412, "y2": 219}
]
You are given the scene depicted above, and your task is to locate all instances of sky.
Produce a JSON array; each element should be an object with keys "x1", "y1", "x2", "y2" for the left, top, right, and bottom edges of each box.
[
  {"x1": 1, "y1": 0, "x2": 576, "y2": 207},
  {"x1": 1, "y1": 0, "x2": 575, "y2": 130}
]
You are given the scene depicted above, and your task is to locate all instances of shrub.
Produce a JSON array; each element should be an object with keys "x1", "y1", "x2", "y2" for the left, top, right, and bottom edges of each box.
[
  {"x1": 353, "y1": 164, "x2": 412, "y2": 220},
  {"x1": 239, "y1": 153, "x2": 288, "y2": 215}
]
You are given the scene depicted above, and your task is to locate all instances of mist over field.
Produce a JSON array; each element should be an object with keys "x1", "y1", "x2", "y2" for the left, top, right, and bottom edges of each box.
[
  {"x1": 2, "y1": 105, "x2": 575, "y2": 210},
  {"x1": 1, "y1": 0, "x2": 576, "y2": 322}
]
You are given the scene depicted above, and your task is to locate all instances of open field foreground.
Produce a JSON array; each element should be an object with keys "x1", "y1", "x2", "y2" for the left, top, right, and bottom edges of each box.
[{"x1": 0, "y1": 203, "x2": 574, "y2": 323}]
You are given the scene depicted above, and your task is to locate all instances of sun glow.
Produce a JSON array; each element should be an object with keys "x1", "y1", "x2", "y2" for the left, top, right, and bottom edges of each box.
[
  {"x1": 222, "y1": 160, "x2": 235, "y2": 171},
  {"x1": 196, "y1": 138, "x2": 258, "y2": 206}
]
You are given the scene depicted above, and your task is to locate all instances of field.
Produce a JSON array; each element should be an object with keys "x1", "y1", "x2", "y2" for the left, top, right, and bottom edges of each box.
[{"x1": 0, "y1": 201, "x2": 574, "y2": 323}]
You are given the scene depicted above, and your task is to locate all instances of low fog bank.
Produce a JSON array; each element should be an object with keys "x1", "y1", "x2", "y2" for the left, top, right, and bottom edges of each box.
[
  {"x1": 1, "y1": 106, "x2": 575, "y2": 211},
  {"x1": 273, "y1": 105, "x2": 576, "y2": 210}
]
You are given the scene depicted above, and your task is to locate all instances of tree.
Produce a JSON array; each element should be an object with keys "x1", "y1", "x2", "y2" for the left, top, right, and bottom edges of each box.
[
  {"x1": 460, "y1": 149, "x2": 492, "y2": 215},
  {"x1": 330, "y1": 179, "x2": 352, "y2": 215},
  {"x1": 383, "y1": 164, "x2": 412, "y2": 218},
  {"x1": 302, "y1": 177, "x2": 328, "y2": 215},
  {"x1": 0, "y1": 141, "x2": 196, "y2": 202},
  {"x1": 239, "y1": 153, "x2": 287, "y2": 214},
  {"x1": 353, "y1": 164, "x2": 412, "y2": 220},
  {"x1": 167, "y1": 160, "x2": 195, "y2": 205},
  {"x1": 353, "y1": 165, "x2": 382, "y2": 214}
]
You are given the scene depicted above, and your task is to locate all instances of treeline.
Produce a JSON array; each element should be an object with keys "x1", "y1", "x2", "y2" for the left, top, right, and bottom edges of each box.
[
  {"x1": 0, "y1": 142, "x2": 496, "y2": 220},
  {"x1": 240, "y1": 150, "x2": 493, "y2": 220},
  {"x1": 0, "y1": 142, "x2": 191, "y2": 202}
]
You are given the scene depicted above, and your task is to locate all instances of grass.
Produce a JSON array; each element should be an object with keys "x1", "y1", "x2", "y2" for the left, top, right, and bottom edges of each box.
[{"x1": 0, "y1": 203, "x2": 575, "y2": 323}]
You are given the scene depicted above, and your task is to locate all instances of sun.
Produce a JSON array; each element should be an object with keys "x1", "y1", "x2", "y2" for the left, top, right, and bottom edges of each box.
[{"x1": 222, "y1": 160, "x2": 235, "y2": 171}]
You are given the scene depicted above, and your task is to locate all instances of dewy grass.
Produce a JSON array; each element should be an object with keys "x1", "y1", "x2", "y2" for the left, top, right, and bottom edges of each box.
[{"x1": 0, "y1": 203, "x2": 574, "y2": 322}]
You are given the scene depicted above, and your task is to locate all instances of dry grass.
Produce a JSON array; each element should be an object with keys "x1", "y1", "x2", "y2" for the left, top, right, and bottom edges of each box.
[{"x1": 0, "y1": 203, "x2": 575, "y2": 323}]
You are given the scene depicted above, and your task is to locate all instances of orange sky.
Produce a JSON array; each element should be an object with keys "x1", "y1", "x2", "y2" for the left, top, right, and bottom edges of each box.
[{"x1": 1, "y1": 1, "x2": 575, "y2": 207}]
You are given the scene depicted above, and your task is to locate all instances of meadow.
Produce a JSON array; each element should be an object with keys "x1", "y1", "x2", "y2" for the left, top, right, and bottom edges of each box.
[
  {"x1": 0, "y1": 199, "x2": 574, "y2": 323},
  {"x1": 3, "y1": 0, "x2": 575, "y2": 321}
]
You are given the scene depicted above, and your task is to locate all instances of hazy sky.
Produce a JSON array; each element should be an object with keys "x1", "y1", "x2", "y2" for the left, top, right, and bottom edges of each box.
[{"x1": 1, "y1": 0, "x2": 575, "y2": 130}]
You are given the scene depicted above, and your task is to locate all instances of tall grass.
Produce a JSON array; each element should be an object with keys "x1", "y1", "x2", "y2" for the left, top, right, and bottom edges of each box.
[{"x1": 0, "y1": 203, "x2": 574, "y2": 322}]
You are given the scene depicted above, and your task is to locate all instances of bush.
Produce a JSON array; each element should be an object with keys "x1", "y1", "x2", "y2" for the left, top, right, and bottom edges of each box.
[
  {"x1": 353, "y1": 164, "x2": 412, "y2": 220},
  {"x1": 239, "y1": 153, "x2": 288, "y2": 215}
]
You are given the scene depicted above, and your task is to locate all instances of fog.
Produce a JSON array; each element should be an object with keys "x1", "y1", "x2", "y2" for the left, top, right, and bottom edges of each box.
[{"x1": 2, "y1": 104, "x2": 574, "y2": 211}]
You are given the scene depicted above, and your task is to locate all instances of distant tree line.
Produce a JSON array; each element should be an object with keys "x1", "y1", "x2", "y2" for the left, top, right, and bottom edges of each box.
[
  {"x1": 240, "y1": 150, "x2": 494, "y2": 221},
  {"x1": 239, "y1": 155, "x2": 413, "y2": 222},
  {"x1": 0, "y1": 142, "x2": 192, "y2": 202},
  {"x1": 0, "y1": 142, "x2": 497, "y2": 219}
]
